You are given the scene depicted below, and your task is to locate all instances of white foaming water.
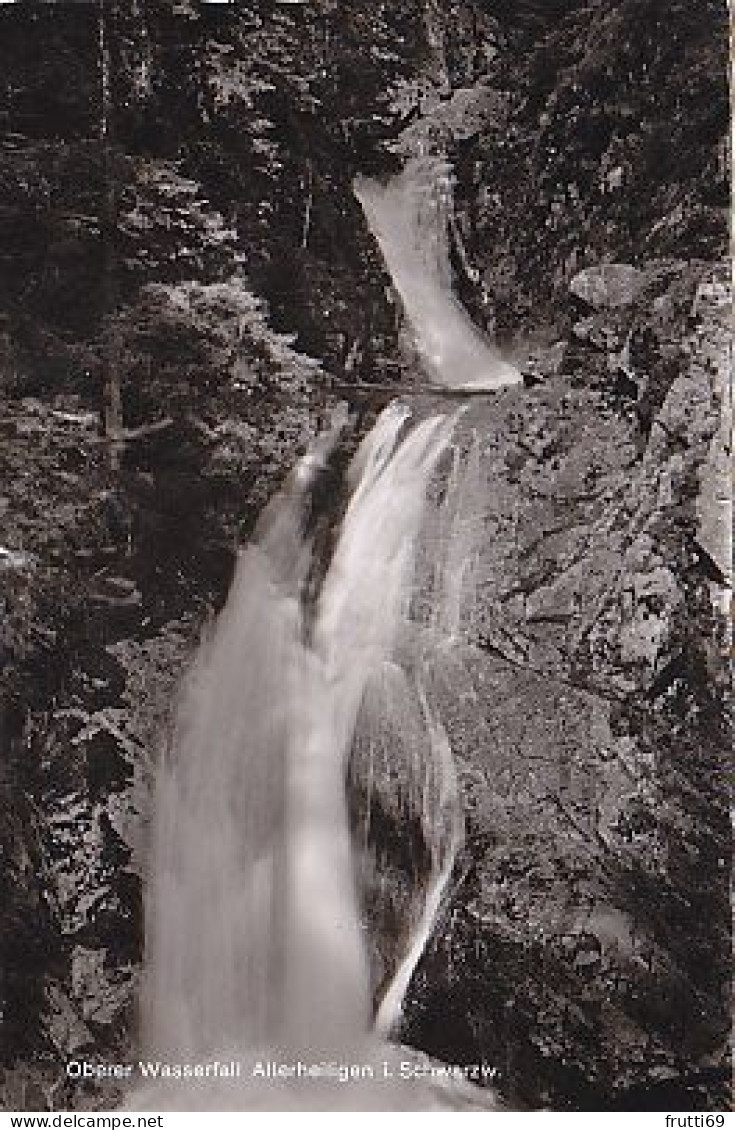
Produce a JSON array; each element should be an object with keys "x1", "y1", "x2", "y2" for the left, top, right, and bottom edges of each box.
[
  {"x1": 346, "y1": 436, "x2": 486, "y2": 1041},
  {"x1": 131, "y1": 403, "x2": 482, "y2": 1109},
  {"x1": 354, "y1": 156, "x2": 521, "y2": 391},
  {"x1": 131, "y1": 157, "x2": 518, "y2": 1110},
  {"x1": 431, "y1": 429, "x2": 485, "y2": 641}
]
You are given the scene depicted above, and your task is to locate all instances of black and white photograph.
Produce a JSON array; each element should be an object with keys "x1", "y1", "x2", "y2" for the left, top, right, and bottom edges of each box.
[{"x1": 0, "y1": 0, "x2": 731, "y2": 1117}]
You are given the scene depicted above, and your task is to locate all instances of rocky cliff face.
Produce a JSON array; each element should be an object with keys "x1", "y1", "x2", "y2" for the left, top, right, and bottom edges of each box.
[
  {"x1": 394, "y1": 263, "x2": 730, "y2": 1110},
  {"x1": 0, "y1": 0, "x2": 729, "y2": 1113},
  {"x1": 365, "y1": 4, "x2": 730, "y2": 1107}
]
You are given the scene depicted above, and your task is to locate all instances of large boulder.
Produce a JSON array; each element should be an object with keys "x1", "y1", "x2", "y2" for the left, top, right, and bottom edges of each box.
[{"x1": 570, "y1": 264, "x2": 646, "y2": 311}]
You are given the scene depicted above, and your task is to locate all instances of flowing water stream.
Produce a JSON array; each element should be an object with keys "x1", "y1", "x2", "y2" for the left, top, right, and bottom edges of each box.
[
  {"x1": 354, "y1": 157, "x2": 521, "y2": 392},
  {"x1": 128, "y1": 158, "x2": 520, "y2": 1110}
]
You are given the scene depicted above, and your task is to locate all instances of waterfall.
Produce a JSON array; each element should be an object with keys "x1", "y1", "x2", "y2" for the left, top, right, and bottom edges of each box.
[
  {"x1": 141, "y1": 401, "x2": 457, "y2": 1060},
  {"x1": 131, "y1": 158, "x2": 519, "y2": 1110},
  {"x1": 354, "y1": 157, "x2": 521, "y2": 391},
  {"x1": 431, "y1": 429, "x2": 485, "y2": 641}
]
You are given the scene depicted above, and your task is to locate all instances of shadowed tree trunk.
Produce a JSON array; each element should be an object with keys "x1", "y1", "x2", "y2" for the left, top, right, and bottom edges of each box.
[{"x1": 99, "y1": 0, "x2": 123, "y2": 471}]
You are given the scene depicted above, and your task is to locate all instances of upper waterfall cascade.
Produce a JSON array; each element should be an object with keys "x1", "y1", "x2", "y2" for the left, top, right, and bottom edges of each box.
[{"x1": 354, "y1": 156, "x2": 522, "y2": 391}]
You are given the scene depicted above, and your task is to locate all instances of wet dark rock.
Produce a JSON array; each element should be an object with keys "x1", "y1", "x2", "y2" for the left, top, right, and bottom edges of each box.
[
  {"x1": 521, "y1": 341, "x2": 567, "y2": 386},
  {"x1": 67, "y1": 648, "x2": 127, "y2": 711},
  {"x1": 84, "y1": 732, "x2": 134, "y2": 802},
  {"x1": 87, "y1": 580, "x2": 144, "y2": 640},
  {"x1": 611, "y1": 368, "x2": 639, "y2": 401}
]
